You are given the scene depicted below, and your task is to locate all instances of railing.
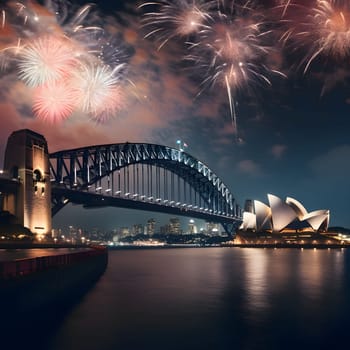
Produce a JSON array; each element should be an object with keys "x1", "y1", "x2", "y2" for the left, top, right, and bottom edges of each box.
[{"x1": 0, "y1": 246, "x2": 107, "y2": 280}]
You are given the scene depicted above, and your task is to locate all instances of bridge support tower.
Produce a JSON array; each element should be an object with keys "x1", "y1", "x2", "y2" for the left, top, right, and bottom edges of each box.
[{"x1": 3, "y1": 129, "x2": 51, "y2": 238}]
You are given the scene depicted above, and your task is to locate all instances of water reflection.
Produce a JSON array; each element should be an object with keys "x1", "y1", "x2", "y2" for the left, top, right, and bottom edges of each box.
[
  {"x1": 242, "y1": 248, "x2": 345, "y2": 308},
  {"x1": 242, "y1": 248, "x2": 269, "y2": 312},
  {"x1": 22, "y1": 247, "x2": 350, "y2": 350},
  {"x1": 298, "y1": 249, "x2": 344, "y2": 300}
]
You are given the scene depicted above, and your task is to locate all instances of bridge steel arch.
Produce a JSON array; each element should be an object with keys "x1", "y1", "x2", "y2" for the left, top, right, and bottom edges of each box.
[{"x1": 49, "y1": 143, "x2": 242, "y2": 236}]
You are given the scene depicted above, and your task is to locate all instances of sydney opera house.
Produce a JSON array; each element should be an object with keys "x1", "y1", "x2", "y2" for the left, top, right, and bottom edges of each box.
[
  {"x1": 234, "y1": 194, "x2": 343, "y2": 247},
  {"x1": 240, "y1": 194, "x2": 330, "y2": 233}
]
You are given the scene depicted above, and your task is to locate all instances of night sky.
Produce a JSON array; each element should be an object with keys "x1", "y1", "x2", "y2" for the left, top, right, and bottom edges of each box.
[{"x1": 0, "y1": 0, "x2": 349, "y2": 231}]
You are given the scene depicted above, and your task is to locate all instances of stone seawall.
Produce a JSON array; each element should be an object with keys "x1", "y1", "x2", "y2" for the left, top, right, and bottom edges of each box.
[{"x1": 0, "y1": 246, "x2": 108, "y2": 338}]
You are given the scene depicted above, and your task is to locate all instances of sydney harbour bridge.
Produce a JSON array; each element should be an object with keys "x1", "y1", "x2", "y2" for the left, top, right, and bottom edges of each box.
[{"x1": 0, "y1": 129, "x2": 242, "y2": 236}]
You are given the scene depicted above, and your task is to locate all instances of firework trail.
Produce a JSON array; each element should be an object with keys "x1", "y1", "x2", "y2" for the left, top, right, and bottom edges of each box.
[
  {"x1": 273, "y1": 0, "x2": 293, "y2": 17},
  {"x1": 140, "y1": 0, "x2": 286, "y2": 141},
  {"x1": 139, "y1": 1, "x2": 214, "y2": 50},
  {"x1": 0, "y1": 0, "x2": 129, "y2": 123},
  {"x1": 280, "y1": 0, "x2": 350, "y2": 73}
]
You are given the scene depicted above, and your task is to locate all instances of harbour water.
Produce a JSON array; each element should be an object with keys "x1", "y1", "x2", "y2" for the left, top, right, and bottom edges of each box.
[{"x1": 9, "y1": 247, "x2": 350, "y2": 349}]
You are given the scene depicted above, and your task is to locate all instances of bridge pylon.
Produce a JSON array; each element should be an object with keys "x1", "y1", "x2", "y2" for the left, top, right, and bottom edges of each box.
[{"x1": 3, "y1": 129, "x2": 51, "y2": 237}]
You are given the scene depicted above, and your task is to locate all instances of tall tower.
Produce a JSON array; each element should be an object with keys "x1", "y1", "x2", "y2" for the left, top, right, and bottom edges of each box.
[{"x1": 3, "y1": 129, "x2": 51, "y2": 237}]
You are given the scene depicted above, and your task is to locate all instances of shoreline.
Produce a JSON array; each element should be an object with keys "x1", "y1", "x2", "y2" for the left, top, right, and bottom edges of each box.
[
  {"x1": 1, "y1": 242, "x2": 348, "y2": 251},
  {"x1": 109, "y1": 243, "x2": 349, "y2": 250}
]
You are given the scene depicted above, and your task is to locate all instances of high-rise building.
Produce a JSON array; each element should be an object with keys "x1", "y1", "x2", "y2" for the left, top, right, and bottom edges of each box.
[
  {"x1": 206, "y1": 222, "x2": 220, "y2": 236},
  {"x1": 244, "y1": 199, "x2": 254, "y2": 213},
  {"x1": 146, "y1": 218, "x2": 156, "y2": 235},
  {"x1": 188, "y1": 219, "x2": 198, "y2": 234},
  {"x1": 169, "y1": 217, "x2": 181, "y2": 234},
  {"x1": 132, "y1": 224, "x2": 144, "y2": 236},
  {"x1": 160, "y1": 224, "x2": 170, "y2": 235}
]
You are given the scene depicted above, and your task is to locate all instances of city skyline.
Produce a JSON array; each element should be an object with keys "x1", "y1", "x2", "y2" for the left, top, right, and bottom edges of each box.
[
  {"x1": 0, "y1": 0, "x2": 349, "y2": 229},
  {"x1": 53, "y1": 208, "x2": 208, "y2": 234},
  {"x1": 53, "y1": 216, "x2": 212, "y2": 237}
]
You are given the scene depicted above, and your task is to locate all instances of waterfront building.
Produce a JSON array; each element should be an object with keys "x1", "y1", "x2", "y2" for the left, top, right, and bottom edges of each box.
[
  {"x1": 240, "y1": 194, "x2": 330, "y2": 233},
  {"x1": 51, "y1": 228, "x2": 62, "y2": 239},
  {"x1": 120, "y1": 227, "x2": 130, "y2": 237}
]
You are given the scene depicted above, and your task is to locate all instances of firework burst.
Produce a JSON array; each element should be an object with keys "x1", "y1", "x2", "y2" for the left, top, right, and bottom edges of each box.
[
  {"x1": 33, "y1": 80, "x2": 78, "y2": 122},
  {"x1": 140, "y1": 0, "x2": 286, "y2": 140},
  {"x1": 139, "y1": 1, "x2": 214, "y2": 49},
  {"x1": 185, "y1": 1, "x2": 286, "y2": 138},
  {"x1": 0, "y1": 0, "x2": 130, "y2": 123},
  {"x1": 74, "y1": 63, "x2": 126, "y2": 122},
  {"x1": 17, "y1": 35, "x2": 77, "y2": 87},
  {"x1": 280, "y1": 0, "x2": 350, "y2": 73}
]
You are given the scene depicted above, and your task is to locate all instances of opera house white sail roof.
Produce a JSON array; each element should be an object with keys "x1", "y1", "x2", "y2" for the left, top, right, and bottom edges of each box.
[{"x1": 240, "y1": 194, "x2": 330, "y2": 233}]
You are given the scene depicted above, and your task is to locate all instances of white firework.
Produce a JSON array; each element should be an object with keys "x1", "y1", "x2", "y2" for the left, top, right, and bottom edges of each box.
[
  {"x1": 17, "y1": 35, "x2": 77, "y2": 87},
  {"x1": 74, "y1": 63, "x2": 125, "y2": 120}
]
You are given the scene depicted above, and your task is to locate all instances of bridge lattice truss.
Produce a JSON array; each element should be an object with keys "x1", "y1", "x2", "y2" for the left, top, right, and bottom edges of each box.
[{"x1": 49, "y1": 143, "x2": 242, "y2": 235}]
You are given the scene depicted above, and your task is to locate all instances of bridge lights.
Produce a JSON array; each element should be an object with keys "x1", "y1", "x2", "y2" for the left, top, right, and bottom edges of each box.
[{"x1": 176, "y1": 139, "x2": 188, "y2": 152}]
